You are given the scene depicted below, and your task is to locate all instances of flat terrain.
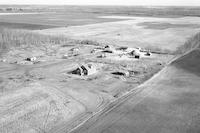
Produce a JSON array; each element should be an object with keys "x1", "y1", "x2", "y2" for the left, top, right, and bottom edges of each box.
[
  {"x1": 0, "y1": 5, "x2": 200, "y2": 133},
  {"x1": 0, "y1": 12, "x2": 123, "y2": 30},
  {"x1": 38, "y1": 16, "x2": 200, "y2": 52},
  {"x1": 73, "y1": 48, "x2": 200, "y2": 133},
  {"x1": 2, "y1": 6, "x2": 200, "y2": 30},
  {"x1": 0, "y1": 41, "x2": 173, "y2": 133}
]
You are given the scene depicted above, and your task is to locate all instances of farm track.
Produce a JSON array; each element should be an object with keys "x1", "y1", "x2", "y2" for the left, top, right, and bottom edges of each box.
[
  {"x1": 42, "y1": 82, "x2": 89, "y2": 111},
  {"x1": 69, "y1": 49, "x2": 200, "y2": 133},
  {"x1": 68, "y1": 56, "x2": 178, "y2": 133},
  {"x1": 0, "y1": 51, "x2": 175, "y2": 133},
  {"x1": 69, "y1": 68, "x2": 163, "y2": 133},
  {"x1": 0, "y1": 57, "x2": 110, "y2": 133},
  {"x1": 48, "y1": 89, "x2": 108, "y2": 133},
  {"x1": 49, "y1": 63, "x2": 162, "y2": 132}
]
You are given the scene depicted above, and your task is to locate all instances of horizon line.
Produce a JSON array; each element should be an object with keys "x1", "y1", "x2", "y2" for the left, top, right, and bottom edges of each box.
[{"x1": 0, "y1": 4, "x2": 200, "y2": 7}]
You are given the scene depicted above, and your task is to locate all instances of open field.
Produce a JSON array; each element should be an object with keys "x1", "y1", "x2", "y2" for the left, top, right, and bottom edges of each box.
[
  {"x1": 1, "y1": 6, "x2": 200, "y2": 30},
  {"x1": 1, "y1": 5, "x2": 200, "y2": 17},
  {"x1": 0, "y1": 21, "x2": 58, "y2": 30},
  {"x1": 0, "y1": 12, "x2": 123, "y2": 30},
  {"x1": 38, "y1": 16, "x2": 200, "y2": 53},
  {"x1": 0, "y1": 5, "x2": 200, "y2": 133}
]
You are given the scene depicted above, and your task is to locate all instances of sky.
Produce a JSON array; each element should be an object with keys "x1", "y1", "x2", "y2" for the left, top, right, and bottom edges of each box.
[{"x1": 0, "y1": 0, "x2": 200, "y2": 6}]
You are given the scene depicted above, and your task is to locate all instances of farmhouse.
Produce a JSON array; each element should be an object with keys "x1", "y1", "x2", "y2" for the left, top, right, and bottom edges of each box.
[
  {"x1": 70, "y1": 47, "x2": 80, "y2": 54},
  {"x1": 103, "y1": 45, "x2": 116, "y2": 53},
  {"x1": 26, "y1": 57, "x2": 37, "y2": 62},
  {"x1": 129, "y1": 49, "x2": 141, "y2": 59},
  {"x1": 70, "y1": 48, "x2": 79, "y2": 52},
  {"x1": 70, "y1": 63, "x2": 97, "y2": 76}
]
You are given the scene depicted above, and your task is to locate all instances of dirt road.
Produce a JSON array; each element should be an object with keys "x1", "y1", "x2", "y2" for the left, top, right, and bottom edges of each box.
[{"x1": 72, "y1": 49, "x2": 200, "y2": 133}]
